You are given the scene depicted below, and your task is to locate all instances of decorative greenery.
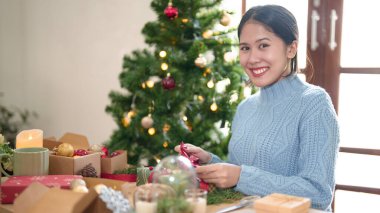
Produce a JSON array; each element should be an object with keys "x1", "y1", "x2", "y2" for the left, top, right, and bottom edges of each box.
[
  {"x1": 157, "y1": 197, "x2": 192, "y2": 213},
  {"x1": 113, "y1": 166, "x2": 137, "y2": 175},
  {"x1": 207, "y1": 188, "x2": 245, "y2": 205},
  {"x1": 0, "y1": 133, "x2": 14, "y2": 172}
]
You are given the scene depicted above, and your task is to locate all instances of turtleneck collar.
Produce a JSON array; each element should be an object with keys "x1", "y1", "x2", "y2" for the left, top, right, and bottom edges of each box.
[{"x1": 258, "y1": 74, "x2": 306, "y2": 103}]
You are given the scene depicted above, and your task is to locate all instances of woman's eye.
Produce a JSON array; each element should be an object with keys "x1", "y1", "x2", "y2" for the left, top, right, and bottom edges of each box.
[
  {"x1": 259, "y1": 43, "x2": 269, "y2": 49},
  {"x1": 240, "y1": 46, "x2": 249, "y2": 51}
]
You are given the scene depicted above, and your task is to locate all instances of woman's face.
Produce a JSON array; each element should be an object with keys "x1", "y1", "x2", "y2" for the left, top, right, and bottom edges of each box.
[{"x1": 239, "y1": 21, "x2": 297, "y2": 88}]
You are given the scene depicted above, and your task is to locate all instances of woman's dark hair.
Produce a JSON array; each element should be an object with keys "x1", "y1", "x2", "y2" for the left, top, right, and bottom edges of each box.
[{"x1": 238, "y1": 5, "x2": 299, "y2": 75}]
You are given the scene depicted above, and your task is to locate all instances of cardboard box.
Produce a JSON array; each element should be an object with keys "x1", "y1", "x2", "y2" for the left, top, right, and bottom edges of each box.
[
  {"x1": 45, "y1": 133, "x2": 101, "y2": 176},
  {"x1": 0, "y1": 175, "x2": 82, "y2": 204},
  {"x1": 100, "y1": 150, "x2": 127, "y2": 174},
  {"x1": 9, "y1": 177, "x2": 135, "y2": 213},
  {"x1": 254, "y1": 193, "x2": 311, "y2": 213}
]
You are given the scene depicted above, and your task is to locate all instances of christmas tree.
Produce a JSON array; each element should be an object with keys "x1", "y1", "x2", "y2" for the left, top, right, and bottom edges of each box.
[{"x1": 106, "y1": 0, "x2": 251, "y2": 165}]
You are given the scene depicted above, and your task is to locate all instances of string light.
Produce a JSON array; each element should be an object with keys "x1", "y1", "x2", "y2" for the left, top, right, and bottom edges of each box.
[
  {"x1": 141, "y1": 82, "x2": 146, "y2": 89},
  {"x1": 146, "y1": 80, "x2": 154, "y2": 88},
  {"x1": 148, "y1": 127, "x2": 156, "y2": 135},
  {"x1": 181, "y1": 18, "x2": 189, "y2": 23},
  {"x1": 163, "y1": 141, "x2": 169, "y2": 148},
  {"x1": 161, "y1": 62, "x2": 169, "y2": 71},
  {"x1": 159, "y1": 50, "x2": 167, "y2": 58},
  {"x1": 182, "y1": 116, "x2": 188, "y2": 121}
]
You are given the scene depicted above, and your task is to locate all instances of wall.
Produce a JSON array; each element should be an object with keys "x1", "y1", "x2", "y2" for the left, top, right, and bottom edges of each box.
[{"x1": 0, "y1": 0, "x2": 155, "y2": 144}]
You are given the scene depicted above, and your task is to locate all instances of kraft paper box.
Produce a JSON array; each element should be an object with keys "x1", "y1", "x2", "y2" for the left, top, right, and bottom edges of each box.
[
  {"x1": 46, "y1": 133, "x2": 101, "y2": 176},
  {"x1": 101, "y1": 150, "x2": 128, "y2": 174},
  {"x1": 8, "y1": 177, "x2": 133, "y2": 213},
  {"x1": 254, "y1": 193, "x2": 311, "y2": 213},
  {"x1": 0, "y1": 175, "x2": 82, "y2": 204}
]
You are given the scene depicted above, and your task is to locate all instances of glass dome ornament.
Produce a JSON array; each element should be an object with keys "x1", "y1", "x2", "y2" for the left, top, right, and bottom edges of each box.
[{"x1": 152, "y1": 155, "x2": 197, "y2": 197}]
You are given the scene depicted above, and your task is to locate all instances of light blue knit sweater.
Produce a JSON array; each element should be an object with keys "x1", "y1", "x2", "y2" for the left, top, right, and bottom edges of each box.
[{"x1": 209, "y1": 74, "x2": 340, "y2": 211}]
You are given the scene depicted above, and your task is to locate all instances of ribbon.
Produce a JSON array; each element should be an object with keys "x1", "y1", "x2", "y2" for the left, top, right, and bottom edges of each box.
[{"x1": 179, "y1": 141, "x2": 209, "y2": 191}]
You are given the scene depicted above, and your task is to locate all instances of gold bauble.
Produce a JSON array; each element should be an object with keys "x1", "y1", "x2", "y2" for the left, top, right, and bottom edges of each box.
[
  {"x1": 141, "y1": 115, "x2": 154, "y2": 129},
  {"x1": 194, "y1": 56, "x2": 207, "y2": 68},
  {"x1": 220, "y1": 12, "x2": 231, "y2": 26},
  {"x1": 122, "y1": 116, "x2": 131, "y2": 127},
  {"x1": 202, "y1": 30, "x2": 213, "y2": 39},
  {"x1": 56, "y1": 143, "x2": 74, "y2": 157}
]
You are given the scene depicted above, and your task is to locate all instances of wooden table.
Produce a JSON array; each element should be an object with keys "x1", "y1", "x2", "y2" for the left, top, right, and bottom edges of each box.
[{"x1": 0, "y1": 178, "x2": 327, "y2": 213}]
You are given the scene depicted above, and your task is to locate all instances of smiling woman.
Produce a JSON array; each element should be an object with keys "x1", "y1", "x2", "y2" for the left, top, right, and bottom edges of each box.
[{"x1": 175, "y1": 5, "x2": 340, "y2": 211}]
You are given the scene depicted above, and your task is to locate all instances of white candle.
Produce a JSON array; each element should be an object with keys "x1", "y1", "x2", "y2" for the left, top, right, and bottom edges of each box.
[
  {"x1": 16, "y1": 129, "x2": 43, "y2": 148},
  {"x1": 135, "y1": 200, "x2": 157, "y2": 213},
  {"x1": 187, "y1": 197, "x2": 207, "y2": 213}
]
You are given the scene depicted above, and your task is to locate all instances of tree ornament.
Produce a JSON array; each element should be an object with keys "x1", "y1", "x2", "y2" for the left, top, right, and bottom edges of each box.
[
  {"x1": 202, "y1": 30, "x2": 213, "y2": 39},
  {"x1": 56, "y1": 143, "x2": 74, "y2": 157},
  {"x1": 164, "y1": 1, "x2": 178, "y2": 20},
  {"x1": 122, "y1": 115, "x2": 131, "y2": 127},
  {"x1": 220, "y1": 12, "x2": 231, "y2": 26},
  {"x1": 195, "y1": 55, "x2": 207, "y2": 68},
  {"x1": 74, "y1": 149, "x2": 88, "y2": 156},
  {"x1": 162, "y1": 74, "x2": 176, "y2": 90},
  {"x1": 141, "y1": 114, "x2": 154, "y2": 129},
  {"x1": 77, "y1": 163, "x2": 98, "y2": 177},
  {"x1": 101, "y1": 147, "x2": 109, "y2": 158},
  {"x1": 181, "y1": 18, "x2": 189, "y2": 24},
  {"x1": 163, "y1": 123, "x2": 171, "y2": 132}
]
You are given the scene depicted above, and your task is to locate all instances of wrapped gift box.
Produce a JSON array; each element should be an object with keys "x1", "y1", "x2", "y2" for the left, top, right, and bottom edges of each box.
[
  {"x1": 0, "y1": 175, "x2": 82, "y2": 204},
  {"x1": 101, "y1": 150, "x2": 127, "y2": 174},
  {"x1": 45, "y1": 133, "x2": 101, "y2": 176},
  {"x1": 9, "y1": 177, "x2": 135, "y2": 213},
  {"x1": 254, "y1": 193, "x2": 311, "y2": 213}
]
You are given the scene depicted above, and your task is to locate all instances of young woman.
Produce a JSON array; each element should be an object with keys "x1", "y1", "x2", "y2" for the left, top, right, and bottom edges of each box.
[{"x1": 176, "y1": 5, "x2": 339, "y2": 211}]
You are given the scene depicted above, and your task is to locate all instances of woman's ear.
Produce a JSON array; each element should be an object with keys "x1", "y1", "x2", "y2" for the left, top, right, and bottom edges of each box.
[{"x1": 287, "y1": 41, "x2": 298, "y2": 59}]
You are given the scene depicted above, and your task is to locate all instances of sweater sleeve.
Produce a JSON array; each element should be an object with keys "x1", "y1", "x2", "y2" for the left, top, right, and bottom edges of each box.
[{"x1": 234, "y1": 93, "x2": 340, "y2": 211}]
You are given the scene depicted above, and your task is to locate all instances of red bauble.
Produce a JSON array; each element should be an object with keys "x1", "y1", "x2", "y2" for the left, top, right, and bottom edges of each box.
[
  {"x1": 162, "y1": 75, "x2": 176, "y2": 90},
  {"x1": 101, "y1": 147, "x2": 109, "y2": 158},
  {"x1": 164, "y1": 3, "x2": 178, "y2": 20},
  {"x1": 74, "y1": 149, "x2": 88, "y2": 156}
]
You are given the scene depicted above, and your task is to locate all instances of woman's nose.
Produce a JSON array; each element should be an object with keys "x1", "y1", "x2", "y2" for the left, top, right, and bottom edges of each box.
[{"x1": 247, "y1": 51, "x2": 260, "y2": 64}]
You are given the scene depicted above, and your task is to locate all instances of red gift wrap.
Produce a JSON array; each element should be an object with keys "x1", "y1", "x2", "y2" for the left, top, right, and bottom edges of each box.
[
  {"x1": 100, "y1": 173, "x2": 137, "y2": 182},
  {"x1": 0, "y1": 175, "x2": 82, "y2": 204}
]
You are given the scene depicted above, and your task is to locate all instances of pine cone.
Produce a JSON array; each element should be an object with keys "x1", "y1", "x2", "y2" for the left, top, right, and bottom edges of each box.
[{"x1": 77, "y1": 163, "x2": 97, "y2": 177}]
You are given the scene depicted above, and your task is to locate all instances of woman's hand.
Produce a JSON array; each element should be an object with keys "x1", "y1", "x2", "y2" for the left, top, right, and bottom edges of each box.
[
  {"x1": 174, "y1": 143, "x2": 211, "y2": 164},
  {"x1": 195, "y1": 163, "x2": 241, "y2": 188}
]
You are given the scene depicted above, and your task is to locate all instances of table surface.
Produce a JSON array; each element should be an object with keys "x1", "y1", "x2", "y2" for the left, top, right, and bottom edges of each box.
[
  {"x1": 0, "y1": 177, "x2": 327, "y2": 213},
  {"x1": 0, "y1": 198, "x2": 327, "y2": 213}
]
